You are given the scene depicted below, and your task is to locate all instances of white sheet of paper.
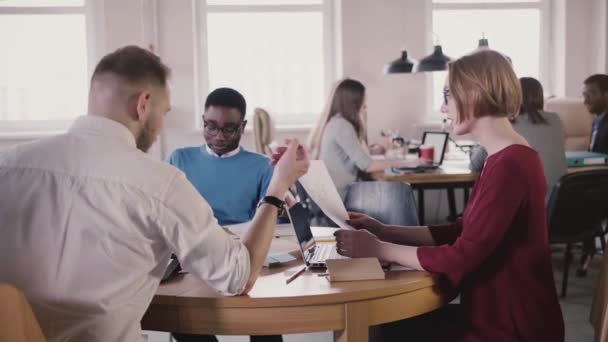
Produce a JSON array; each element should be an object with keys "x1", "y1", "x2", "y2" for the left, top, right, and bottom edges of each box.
[{"x1": 298, "y1": 160, "x2": 352, "y2": 229}]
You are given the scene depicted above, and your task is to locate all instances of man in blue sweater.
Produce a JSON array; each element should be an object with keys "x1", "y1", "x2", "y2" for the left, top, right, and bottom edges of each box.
[
  {"x1": 169, "y1": 89, "x2": 280, "y2": 342},
  {"x1": 168, "y1": 88, "x2": 273, "y2": 226}
]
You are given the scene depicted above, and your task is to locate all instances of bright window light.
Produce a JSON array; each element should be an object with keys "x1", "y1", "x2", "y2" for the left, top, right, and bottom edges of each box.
[
  {"x1": 0, "y1": 14, "x2": 88, "y2": 121},
  {"x1": 207, "y1": 0, "x2": 321, "y2": 5},
  {"x1": 206, "y1": 11, "x2": 325, "y2": 125},
  {"x1": 431, "y1": 8, "x2": 541, "y2": 112},
  {"x1": 434, "y1": 0, "x2": 539, "y2": 3},
  {"x1": 0, "y1": 0, "x2": 84, "y2": 7}
]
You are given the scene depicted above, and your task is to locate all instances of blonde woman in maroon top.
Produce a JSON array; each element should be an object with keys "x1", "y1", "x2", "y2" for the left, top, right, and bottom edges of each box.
[{"x1": 334, "y1": 49, "x2": 564, "y2": 341}]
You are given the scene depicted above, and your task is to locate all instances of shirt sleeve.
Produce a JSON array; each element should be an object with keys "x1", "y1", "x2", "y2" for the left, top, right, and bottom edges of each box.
[
  {"x1": 417, "y1": 160, "x2": 527, "y2": 288},
  {"x1": 333, "y1": 120, "x2": 373, "y2": 171},
  {"x1": 594, "y1": 121, "x2": 608, "y2": 154},
  {"x1": 259, "y1": 162, "x2": 274, "y2": 201},
  {"x1": 159, "y1": 172, "x2": 250, "y2": 295},
  {"x1": 427, "y1": 218, "x2": 464, "y2": 245}
]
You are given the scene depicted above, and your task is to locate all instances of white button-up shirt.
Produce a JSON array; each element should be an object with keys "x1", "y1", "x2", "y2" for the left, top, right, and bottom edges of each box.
[
  {"x1": 205, "y1": 145, "x2": 241, "y2": 158},
  {"x1": 0, "y1": 115, "x2": 250, "y2": 342}
]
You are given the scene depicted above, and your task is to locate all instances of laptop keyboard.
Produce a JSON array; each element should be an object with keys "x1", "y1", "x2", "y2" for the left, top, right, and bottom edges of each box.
[{"x1": 312, "y1": 243, "x2": 347, "y2": 262}]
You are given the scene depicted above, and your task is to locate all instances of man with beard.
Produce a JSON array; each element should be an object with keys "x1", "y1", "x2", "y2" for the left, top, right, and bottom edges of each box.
[
  {"x1": 168, "y1": 88, "x2": 274, "y2": 226},
  {"x1": 578, "y1": 74, "x2": 608, "y2": 277},
  {"x1": 584, "y1": 74, "x2": 608, "y2": 154},
  {"x1": 0, "y1": 46, "x2": 309, "y2": 342}
]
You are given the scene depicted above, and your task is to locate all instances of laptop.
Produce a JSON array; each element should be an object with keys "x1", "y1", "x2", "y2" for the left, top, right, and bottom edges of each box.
[
  {"x1": 287, "y1": 202, "x2": 348, "y2": 268},
  {"x1": 397, "y1": 131, "x2": 449, "y2": 171}
]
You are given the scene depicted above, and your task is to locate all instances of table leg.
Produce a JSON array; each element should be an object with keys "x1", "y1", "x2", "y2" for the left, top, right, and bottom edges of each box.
[
  {"x1": 335, "y1": 302, "x2": 369, "y2": 342},
  {"x1": 464, "y1": 187, "x2": 470, "y2": 205},
  {"x1": 447, "y1": 188, "x2": 457, "y2": 221},
  {"x1": 417, "y1": 189, "x2": 425, "y2": 225}
]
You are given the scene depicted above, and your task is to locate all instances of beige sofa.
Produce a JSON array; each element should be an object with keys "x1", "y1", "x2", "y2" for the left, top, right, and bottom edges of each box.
[{"x1": 545, "y1": 97, "x2": 593, "y2": 151}]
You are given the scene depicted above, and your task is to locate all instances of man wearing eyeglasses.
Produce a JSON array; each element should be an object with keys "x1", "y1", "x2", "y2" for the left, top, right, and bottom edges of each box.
[{"x1": 168, "y1": 88, "x2": 274, "y2": 226}]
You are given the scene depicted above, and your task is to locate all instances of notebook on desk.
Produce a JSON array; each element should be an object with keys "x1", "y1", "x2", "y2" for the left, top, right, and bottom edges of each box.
[{"x1": 395, "y1": 131, "x2": 449, "y2": 171}]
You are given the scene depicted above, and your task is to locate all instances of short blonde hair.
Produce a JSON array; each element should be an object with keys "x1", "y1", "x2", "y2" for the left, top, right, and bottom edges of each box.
[{"x1": 448, "y1": 49, "x2": 522, "y2": 123}]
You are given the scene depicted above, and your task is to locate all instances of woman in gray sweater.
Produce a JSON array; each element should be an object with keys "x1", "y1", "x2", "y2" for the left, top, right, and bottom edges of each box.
[
  {"x1": 470, "y1": 77, "x2": 567, "y2": 193},
  {"x1": 308, "y1": 78, "x2": 424, "y2": 199}
]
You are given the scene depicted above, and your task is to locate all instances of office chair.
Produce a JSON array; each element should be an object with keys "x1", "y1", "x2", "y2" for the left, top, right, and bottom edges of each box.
[
  {"x1": 0, "y1": 283, "x2": 46, "y2": 342},
  {"x1": 253, "y1": 107, "x2": 274, "y2": 156},
  {"x1": 546, "y1": 170, "x2": 608, "y2": 297},
  {"x1": 344, "y1": 181, "x2": 419, "y2": 226}
]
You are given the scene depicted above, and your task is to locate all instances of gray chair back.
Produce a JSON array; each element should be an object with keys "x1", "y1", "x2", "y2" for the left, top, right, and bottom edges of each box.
[{"x1": 344, "y1": 181, "x2": 419, "y2": 226}]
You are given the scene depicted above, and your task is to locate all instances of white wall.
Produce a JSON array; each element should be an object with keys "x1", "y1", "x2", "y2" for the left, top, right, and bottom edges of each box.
[
  {"x1": 340, "y1": 0, "x2": 432, "y2": 144},
  {"x1": 551, "y1": 0, "x2": 608, "y2": 97}
]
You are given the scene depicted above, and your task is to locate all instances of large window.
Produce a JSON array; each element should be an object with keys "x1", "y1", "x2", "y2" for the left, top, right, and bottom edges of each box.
[
  {"x1": 0, "y1": 0, "x2": 88, "y2": 128},
  {"x1": 431, "y1": 0, "x2": 547, "y2": 113},
  {"x1": 204, "y1": 0, "x2": 333, "y2": 126}
]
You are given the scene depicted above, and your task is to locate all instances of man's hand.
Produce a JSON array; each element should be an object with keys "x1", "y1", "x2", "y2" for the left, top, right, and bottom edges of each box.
[
  {"x1": 270, "y1": 139, "x2": 307, "y2": 166},
  {"x1": 346, "y1": 212, "x2": 386, "y2": 237},
  {"x1": 334, "y1": 229, "x2": 383, "y2": 259},
  {"x1": 266, "y1": 138, "x2": 309, "y2": 197}
]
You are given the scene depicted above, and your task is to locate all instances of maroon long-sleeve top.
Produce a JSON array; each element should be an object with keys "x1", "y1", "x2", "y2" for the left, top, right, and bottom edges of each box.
[{"x1": 418, "y1": 145, "x2": 564, "y2": 341}]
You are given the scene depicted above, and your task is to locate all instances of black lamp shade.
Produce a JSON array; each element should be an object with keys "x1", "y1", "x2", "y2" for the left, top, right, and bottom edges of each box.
[
  {"x1": 478, "y1": 37, "x2": 489, "y2": 48},
  {"x1": 384, "y1": 50, "x2": 416, "y2": 74},
  {"x1": 415, "y1": 45, "x2": 451, "y2": 72}
]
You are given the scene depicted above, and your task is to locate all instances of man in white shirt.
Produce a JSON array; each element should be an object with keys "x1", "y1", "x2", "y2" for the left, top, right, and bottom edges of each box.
[{"x1": 0, "y1": 45, "x2": 309, "y2": 342}]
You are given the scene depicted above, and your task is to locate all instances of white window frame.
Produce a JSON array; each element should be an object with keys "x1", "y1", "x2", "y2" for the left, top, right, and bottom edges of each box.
[
  {"x1": 429, "y1": 0, "x2": 552, "y2": 116},
  {"x1": 195, "y1": 0, "x2": 337, "y2": 128},
  {"x1": 0, "y1": 1, "x2": 93, "y2": 134}
]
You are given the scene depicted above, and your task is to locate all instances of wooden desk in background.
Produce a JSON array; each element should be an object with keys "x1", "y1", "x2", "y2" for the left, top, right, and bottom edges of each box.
[
  {"x1": 371, "y1": 165, "x2": 478, "y2": 225},
  {"x1": 372, "y1": 164, "x2": 608, "y2": 225},
  {"x1": 141, "y1": 228, "x2": 449, "y2": 342}
]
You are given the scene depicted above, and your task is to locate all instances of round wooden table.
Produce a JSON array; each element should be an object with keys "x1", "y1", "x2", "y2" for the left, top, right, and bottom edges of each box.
[{"x1": 142, "y1": 229, "x2": 449, "y2": 342}]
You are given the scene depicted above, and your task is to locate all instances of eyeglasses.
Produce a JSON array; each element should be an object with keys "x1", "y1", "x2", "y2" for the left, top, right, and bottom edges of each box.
[
  {"x1": 203, "y1": 119, "x2": 245, "y2": 137},
  {"x1": 443, "y1": 86, "x2": 451, "y2": 106}
]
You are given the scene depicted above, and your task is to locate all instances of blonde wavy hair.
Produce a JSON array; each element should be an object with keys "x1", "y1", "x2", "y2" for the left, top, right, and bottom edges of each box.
[{"x1": 307, "y1": 78, "x2": 367, "y2": 159}]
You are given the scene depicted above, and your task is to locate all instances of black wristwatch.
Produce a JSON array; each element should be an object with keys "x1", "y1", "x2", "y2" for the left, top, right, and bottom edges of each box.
[{"x1": 258, "y1": 195, "x2": 285, "y2": 215}]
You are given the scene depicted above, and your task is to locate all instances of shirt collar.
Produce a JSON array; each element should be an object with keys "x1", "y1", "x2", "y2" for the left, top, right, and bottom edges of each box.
[
  {"x1": 69, "y1": 115, "x2": 136, "y2": 148},
  {"x1": 205, "y1": 145, "x2": 241, "y2": 158}
]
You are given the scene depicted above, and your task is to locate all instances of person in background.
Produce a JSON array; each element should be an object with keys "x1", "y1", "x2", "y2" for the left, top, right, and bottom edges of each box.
[
  {"x1": 307, "y1": 78, "x2": 426, "y2": 200},
  {"x1": 168, "y1": 88, "x2": 273, "y2": 225},
  {"x1": 0, "y1": 45, "x2": 309, "y2": 342},
  {"x1": 469, "y1": 77, "x2": 567, "y2": 193},
  {"x1": 334, "y1": 50, "x2": 564, "y2": 342},
  {"x1": 584, "y1": 74, "x2": 608, "y2": 154},
  {"x1": 577, "y1": 74, "x2": 608, "y2": 276}
]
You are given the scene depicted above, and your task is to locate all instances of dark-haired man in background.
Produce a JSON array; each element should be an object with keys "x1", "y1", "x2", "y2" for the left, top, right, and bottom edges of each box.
[
  {"x1": 584, "y1": 74, "x2": 608, "y2": 154},
  {"x1": 578, "y1": 74, "x2": 608, "y2": 276},
  {"x1": 169, "y1": 88, "x2": 274, "y2": 226}
]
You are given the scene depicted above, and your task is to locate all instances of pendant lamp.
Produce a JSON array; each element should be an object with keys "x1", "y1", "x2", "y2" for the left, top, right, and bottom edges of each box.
[
  {"x1": 415, "y1": 45, "x2": 451, "y2": 72},
  {"x1": 384, "y1": 50, "x2": 417, "y2": 74}
]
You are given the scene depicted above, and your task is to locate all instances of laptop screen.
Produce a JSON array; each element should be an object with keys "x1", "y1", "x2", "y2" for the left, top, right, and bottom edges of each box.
[
  {"x1": 422, "y1": 131, "x2": 449, "y2": 164},
  {"x1": 287, "y1": 203, "x2": 316, "y2": 256}
]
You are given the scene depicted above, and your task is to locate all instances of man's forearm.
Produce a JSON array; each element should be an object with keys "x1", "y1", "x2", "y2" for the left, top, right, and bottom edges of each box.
[
  {"x1": 240, "y1": 202, "x2": 280, "y2": 294},
  {"x1": 239, "y1": 182, "x2": 286, "y2": 294}
]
